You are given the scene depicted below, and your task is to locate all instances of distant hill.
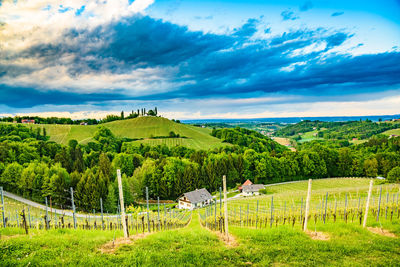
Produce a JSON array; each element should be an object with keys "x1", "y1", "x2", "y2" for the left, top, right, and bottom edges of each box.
[{"x1": 25, "y1": 116, "x2": 227, "y2": 150}]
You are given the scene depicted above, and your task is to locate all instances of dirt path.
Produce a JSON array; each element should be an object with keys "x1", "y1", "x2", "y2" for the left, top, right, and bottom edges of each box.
[{"x1": 197, "y1": 213, "x2": 239, "y2": 247}]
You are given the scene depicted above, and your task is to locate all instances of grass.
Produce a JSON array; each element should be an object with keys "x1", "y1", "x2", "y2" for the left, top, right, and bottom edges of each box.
[
  {"x1": 21, "y1": 117, "x2": 227, "y2": 149},
  {"x1": 383, "y1": 128, "x2": 400, "y2": 136},
  {"x1": 1, "y1": 209, "x2": 400, "y2": 266},
  {"x1": 297, "y1": 130, "x2": 322, "y2": 143}
]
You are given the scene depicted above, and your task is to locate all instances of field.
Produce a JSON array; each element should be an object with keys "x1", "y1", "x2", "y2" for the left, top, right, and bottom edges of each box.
[
  {"x1": 24, "y1": 117, "x2": 227, "y2": 149},
  {"x1": 383, "y1": 128, "x2": 400, "y2": 136},
  {"x1": 1, "y1": 178, "x2": 400, "y2": 266},
  {"x1": 272, "y1": 137, "x2": 296, "y2": 151}
]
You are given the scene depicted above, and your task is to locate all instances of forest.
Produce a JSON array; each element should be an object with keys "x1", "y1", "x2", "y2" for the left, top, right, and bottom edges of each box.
[
  {"x1": 0, "y1": 121, "x2": 399, "y2": 213},
  {"x1": 275, "y1": 120, "x2": 399, "y2": 140}
]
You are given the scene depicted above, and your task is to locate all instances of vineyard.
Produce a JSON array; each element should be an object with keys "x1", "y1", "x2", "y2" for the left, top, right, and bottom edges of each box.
[
  {"x1": 200, "y1": 178, "x2": 400, "y2": 232},
  {"x1": 1, "y1": 178, "x2": 400, "y2": 266}
]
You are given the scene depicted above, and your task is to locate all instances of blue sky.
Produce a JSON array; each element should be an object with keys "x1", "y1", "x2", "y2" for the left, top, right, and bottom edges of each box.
[{"x1": 0, "y1": 0, "x2": 399, "y2": 119}]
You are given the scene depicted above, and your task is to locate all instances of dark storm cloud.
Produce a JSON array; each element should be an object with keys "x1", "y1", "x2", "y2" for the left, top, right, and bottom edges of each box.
[
  {"x1": 0, "y1": 85, "x2": 128, "y2": 108},
  {"x1": 1, "y1": 15, "x2": 400, "y2": 108}
]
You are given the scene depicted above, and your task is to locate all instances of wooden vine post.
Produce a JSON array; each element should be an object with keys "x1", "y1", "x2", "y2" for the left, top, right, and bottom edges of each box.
[
  {"x1": 21, "y1": 209, "x2": 29, "y2": 235},
  {"x1": 222, "y1": 175, "x2": 229, "y2": 241},
  {"x1": 303, "y1": 179, "x2": 312, "y2": 231},
  {"x1": 0, "y1": 186, "x2": 5, "y2": 228},
  {"x1": 363, "y1": 180, "x2": 373, "y2": 228},
  {"x1": 117, "y1": 169, "x2": 128, "y2": 238}
]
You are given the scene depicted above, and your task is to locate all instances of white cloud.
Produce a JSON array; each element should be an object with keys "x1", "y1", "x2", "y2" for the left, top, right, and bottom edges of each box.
[{"x1": 0, "y1": 0, "x2": 154, "y2": 51}]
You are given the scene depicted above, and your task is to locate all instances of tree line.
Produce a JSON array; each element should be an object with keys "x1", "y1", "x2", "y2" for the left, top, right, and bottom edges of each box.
[{"x1": 0, "y1": 107, "x2": 160, "y2": 125}]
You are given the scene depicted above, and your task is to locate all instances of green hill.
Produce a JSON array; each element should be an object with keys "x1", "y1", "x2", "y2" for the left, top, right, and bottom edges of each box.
[{"x1": 26, "y1": 116, "x2": 227, "y2": 150}]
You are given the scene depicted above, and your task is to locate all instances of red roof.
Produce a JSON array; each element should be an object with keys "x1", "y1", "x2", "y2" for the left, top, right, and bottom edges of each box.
[{"x1": 239, "y1": 179, "x2": 253, "y2": 190}]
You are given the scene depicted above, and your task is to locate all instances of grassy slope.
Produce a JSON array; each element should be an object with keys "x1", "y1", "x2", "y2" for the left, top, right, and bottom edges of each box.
[
  {"x1": 1, "y1": 210, "x2": 399, "y2": 266},
  {"x1": 383, "y1": 128, "x2": 400, "y2": 136},
  {"x1": 26, "y1": 117, "x2": 226, "y2": 149}
]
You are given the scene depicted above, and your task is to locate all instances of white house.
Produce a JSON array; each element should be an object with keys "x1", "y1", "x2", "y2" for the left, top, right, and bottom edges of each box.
[
  {"x1": 178, "y1": 188, "x2": 213, "y2": 210},
  {"x1": 242, "y1": 184, "x2": 265, "y2": 196}
]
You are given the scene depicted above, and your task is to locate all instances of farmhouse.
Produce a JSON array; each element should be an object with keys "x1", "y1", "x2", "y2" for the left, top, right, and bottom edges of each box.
[
  {"x1": 238, "y1": 179, "x2": 253, "y2": 192},
  {"x1": 178, "y1": 188, "x2": 213, "y2": 210},
  {"x1": 21, "y1": 119, "x2": 35, "y2": 124},
  {"x1": 242, "y1": 184, "x2": 265, "y2": 196}
]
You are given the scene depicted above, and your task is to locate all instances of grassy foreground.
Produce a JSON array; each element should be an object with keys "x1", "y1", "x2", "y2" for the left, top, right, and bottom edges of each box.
[{"x1": 1, "y1": 210, "x2": 400, "y2": 266}]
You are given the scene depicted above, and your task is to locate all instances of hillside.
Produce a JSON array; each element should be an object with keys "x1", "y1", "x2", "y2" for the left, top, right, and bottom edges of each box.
[{"x1": 26, "y1": 117, "x2": 227, "y2": 149}]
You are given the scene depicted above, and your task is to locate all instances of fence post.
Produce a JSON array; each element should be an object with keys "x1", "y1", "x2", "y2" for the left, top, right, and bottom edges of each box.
[
  {"x1": 270, "y1": 196, "x2": 274, "y2": 227},
  {"x1": 117, "y1": 169, "x2": 128, "y2": 238},
  {"x1": 363, "y1": 180, "x2": 373, "y2": 227},
  {"x1": 240, "y1": 205, "x2": 242, "y2": 227},
  {"x1": 157, "y1": 197, "x2": 160, "y2": 231},
  {"x1": 256, "y1": 200, "x2": 259, "y2": 229},
  {"x1": 214, "y1": 199, "x2": 217, "y2": 228},
  {"x1": 299, "y1": 198, "x2": 302, "y2": 222},
  {"x1": 324, "y1": 192, "x2": 328, "y2": 224},
  {"x1": 70, "y1": 187, "x2": 76, "y2": 229},
  {"x1": 28, "y1": 206, "x2": 31, "y2": 228},
  {"x1": 219, "y1": 187, "x2": 222, "y2": 216},
  {"x1": 377, "y1": 186, "x2": 382, "y2": 222},
  {"x1": 247, "y1": 203, "x2": 249, "y2": 227},
  {"x1": 303, "y1": 179, "x2": 312, "y2": 231},
  {"x1": 146, "y1": 186, "x2": 150, "y2": 233},
  {"x1": 100, "y1": 198, "x2": 104, "y2": 230},
  {"x1": 223, "y1": 175, "x2": 229, "y2": 240},
  {"x1": 45, "y1": 196, "x2": 49, "y2": 229},
  {"x1": 0, "y1": 187, "x2": 5, "y2": 228}
]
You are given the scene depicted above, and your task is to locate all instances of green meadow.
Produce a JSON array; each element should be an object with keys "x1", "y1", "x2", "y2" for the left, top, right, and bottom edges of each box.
[{"x1": 25, "y1": 116, "x2": 227, "y2": 149}]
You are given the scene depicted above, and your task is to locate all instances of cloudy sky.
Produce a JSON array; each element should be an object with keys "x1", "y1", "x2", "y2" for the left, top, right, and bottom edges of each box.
[{"x1": 1, "y1": 0, "x2": 399, "y2": 119}]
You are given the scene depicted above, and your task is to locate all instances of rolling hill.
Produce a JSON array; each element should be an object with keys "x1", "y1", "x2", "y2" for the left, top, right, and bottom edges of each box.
[{"x1": 26, "y1": 116, "x2": 227, "y2": 150}]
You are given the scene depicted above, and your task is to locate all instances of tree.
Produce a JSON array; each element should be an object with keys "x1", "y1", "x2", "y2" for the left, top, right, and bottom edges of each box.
[
  {"x1": 68, "y1": 139, "x2": 78, "y2": 149},
  {"x1": 387, "y1": 166, "x2": 400, "y2": 182},
  {"x1": 105, "y1": 183, "x2": 118, "y2": 212},
  {"x1": 121, "y1": 111, "x2": 124, "y2": 119},
  {"x1": 364, "y1": 158, "x2": 378, "y2": 177},
  {"x1": 1, "y1": 162, "x2": 23, "y2": 191}
]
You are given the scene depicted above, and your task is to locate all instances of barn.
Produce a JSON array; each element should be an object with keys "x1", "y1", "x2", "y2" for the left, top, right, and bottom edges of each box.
[{"x1": 178, "y1": 188, "x2": 213, "y2": 210}]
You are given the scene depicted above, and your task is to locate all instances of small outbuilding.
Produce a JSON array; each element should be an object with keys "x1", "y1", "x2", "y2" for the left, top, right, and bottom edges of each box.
[
  {"x1": 238, "y1": 179, "x2": 253, "y2": 192},
  {"x1": 242, "y1": 184, "x2": 265, "y2": 196},
  {"x1": 178, "y1": 188, "x2": 213, "y2": 210}
]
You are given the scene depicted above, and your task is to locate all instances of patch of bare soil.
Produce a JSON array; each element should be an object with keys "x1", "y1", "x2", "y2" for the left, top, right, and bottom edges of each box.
[
  {"x1": 213, "y1": 230, "x2": 239, "y2": 247},
  {"x1": 99, "y1": 233, "x2": 150, "y2": 254},
  {"x1": 305, "y1": 230, "x2": 330, "y2": 241},
  {"x1": 367, "y1": 227, "x2": 397, "y2": 238}
]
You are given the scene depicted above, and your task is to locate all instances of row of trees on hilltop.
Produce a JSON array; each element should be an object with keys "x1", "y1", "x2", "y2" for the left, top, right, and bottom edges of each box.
[
  {"x1": 0, "y1": 123, "x2": 399, "y2": 213},
  {"x1": 0, "y1": 107, "x2": 160, "y2": 125}
]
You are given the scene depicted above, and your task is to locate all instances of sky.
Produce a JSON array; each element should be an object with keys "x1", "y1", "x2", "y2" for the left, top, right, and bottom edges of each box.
[{"x1": 0, "y1": 0, "x2": 400, "y2": 119}]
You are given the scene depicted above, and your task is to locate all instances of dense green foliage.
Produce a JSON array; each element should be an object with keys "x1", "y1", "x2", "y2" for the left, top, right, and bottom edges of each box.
[
  {"x1": 1, "y1": 120, "x2": 399, "y2": 213},
  {"x1": 276, "y1": 120, "x2": 399, "y2": 140},
  {"x1": 211, "y1": 127, "x2": 287, "y2": 153}
]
